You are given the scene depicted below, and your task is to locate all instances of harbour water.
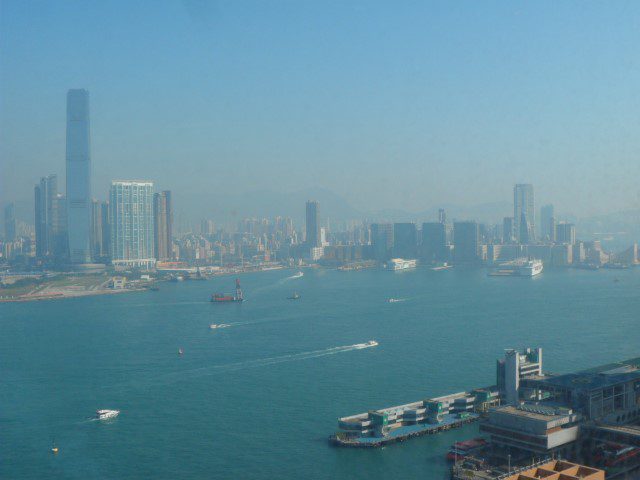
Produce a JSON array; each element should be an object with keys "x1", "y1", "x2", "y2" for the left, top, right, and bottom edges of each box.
[{"x1": 2, "y1": 267, "x2": 639, "y2": 479}]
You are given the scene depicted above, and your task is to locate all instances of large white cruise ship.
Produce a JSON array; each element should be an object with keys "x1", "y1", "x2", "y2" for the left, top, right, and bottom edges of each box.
[{"x1": 386, "y1": 258, "x2": 418, "y2": 271}]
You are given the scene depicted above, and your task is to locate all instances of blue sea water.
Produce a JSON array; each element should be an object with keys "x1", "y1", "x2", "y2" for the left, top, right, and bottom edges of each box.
[{"x1": 1, "y1": 267, "x2": 639, "y2": 479}]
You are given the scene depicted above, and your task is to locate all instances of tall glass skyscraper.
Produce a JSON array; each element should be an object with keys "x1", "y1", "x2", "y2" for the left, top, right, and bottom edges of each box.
[
  {"x1": 305, "y1": 201, "x2": 320, "y2": 247},
  {"x1": 153, "y1": 191, "x2": 173, "y2": 261},
  {"x1": 109, "y1": 181, "x2": 155, "y2": 269},
  {"x1": 66, "y1": 89, "x2": 92, "y2": 263},
  {"x1": 513, "y1": 183, "x2": 535, "y2": 244}
]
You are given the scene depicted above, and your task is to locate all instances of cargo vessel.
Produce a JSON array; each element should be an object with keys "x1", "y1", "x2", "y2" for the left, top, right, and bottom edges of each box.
[{"x1": 211, "y1": 278, "x2": 244, "y2": 303}]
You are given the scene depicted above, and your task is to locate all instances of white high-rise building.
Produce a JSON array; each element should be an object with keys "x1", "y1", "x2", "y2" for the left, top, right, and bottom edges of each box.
[
  {"x1": 109, "y1": 181, "x2": 155, "y2": 269},
  {"x1": 66, "y1": 89, "x2": 92, "y2": 263}
]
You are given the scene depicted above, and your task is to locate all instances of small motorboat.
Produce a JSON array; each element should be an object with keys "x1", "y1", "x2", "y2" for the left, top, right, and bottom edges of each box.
[
  {"x1": 96, "y1": 409, "x2": 120, "y2": 420},
  {"x1": 366, "y1": 340, "x2": 378, "y2": 347},
  {"x1": 287, "y1": 292, "x2": 301, "y2": 300},
  {"x1": 209, "y1": 323, "x2": 230, "y2": 329},
  {"x1": 178, "y1": 348, "x2": 184, "y2": 355}
]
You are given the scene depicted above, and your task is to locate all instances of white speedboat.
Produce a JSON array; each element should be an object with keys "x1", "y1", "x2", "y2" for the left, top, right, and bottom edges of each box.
[
  {"x1": 209, "y1": 323, "x2": 230, "y2": 329},
  {"x1": 96, "y1": 409, "x2": 120, "y2": 420},
  {"x1": 366, "y1": 340, "x2": 378, "y2": 347},
  {"x1": 388, "y1": 298, "x2": 400, "y2": 303}
]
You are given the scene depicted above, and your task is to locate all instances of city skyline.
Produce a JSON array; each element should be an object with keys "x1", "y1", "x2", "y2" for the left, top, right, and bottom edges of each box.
[{"x1": 3, "y1": 2, "x2": 640, "y2": 218}]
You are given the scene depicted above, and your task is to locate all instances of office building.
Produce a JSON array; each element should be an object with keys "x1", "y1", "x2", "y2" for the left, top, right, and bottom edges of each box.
[
  {"x1": 453, "y1": 221, "x2": 480, "y2": 263},
  {"x1": 556, "y1": 222, "x2": 576, "y2": 245},
  {"x1": 540, "y1": 204, "x2": 554, "y2": 241},
  {"x1": 4, "y1": 203, "x2": 16, "y2": 242},
  {"x1": 502, "y1": 217, "x2": 514, "y2": 244},
  {"x1": 51, "y1": 194, "x2": 68, "y2": 259},
  {"x1": 393, "y1": 223, "x2": 417, "y2": 259},
  {"x1": 109, "y1": 181, "x2": 155, "y2": 269},
  {"x1": 34, "y1": 174, "x2": 58, "y2": 258},
  {"x1": 90, "y1": 199, "x2": 105, "y2": 260},
  {"x1": 201, "y1": 219, "x2": 215, "y2": 235},
  {"x1": 371, "y1": 223, "x2": 393, "y2": 262},
  {"x1": 305, "y1": 201, "x2": 320, "y2": 247},
  {"x1": 421, "y1": 222, "x2": 447, "y2": 263},
  {"x1": 438, "y1": 208, "x2": 446, "y2": 224},
  {"x1": 514, "y1": 184, "x2": 535, "y2": 243},
  {"x1": 100, "y1": 201, "x2": 110, "y2": 260},
  {"x1": 66, "y1": 89, "x2": 92, "y2": 263},
  {"x1": 153, "y1": 191, "x2": 173, "y2": 261}
]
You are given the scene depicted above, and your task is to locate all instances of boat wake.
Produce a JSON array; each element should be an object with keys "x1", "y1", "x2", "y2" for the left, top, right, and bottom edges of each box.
[
  {"x1": 387, "y1": 298, "x2": 407, "y2": 303},
  {"x1": 166, "y1": 342, "x2": 378, "y2": 381}
]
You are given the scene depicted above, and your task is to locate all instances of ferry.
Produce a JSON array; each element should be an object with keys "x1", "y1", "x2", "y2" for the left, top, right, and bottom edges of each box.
[
  {"x1": 516, "y1": 259, "x2": 543, "y2": 276},
  {"x1": 446, "y1": 437, "x2": 487, "y2": 461},
  {"x1": 489, "y1": 259, "x2": 543, "y2": 277},
  {"x1": 386, "y1": 258, "x2": 417, "y2": 271},
  {"x1": 96, "y1": 409, "x2": 120, "y2": 420},
  {"x1": 211, "y1": 279, "x2": 244, "y2": 303}
]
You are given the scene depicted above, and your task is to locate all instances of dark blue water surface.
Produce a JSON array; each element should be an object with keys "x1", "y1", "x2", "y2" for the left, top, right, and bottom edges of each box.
[{"x1": 2, "y1": 267, "x2": 639, "y2": 479}]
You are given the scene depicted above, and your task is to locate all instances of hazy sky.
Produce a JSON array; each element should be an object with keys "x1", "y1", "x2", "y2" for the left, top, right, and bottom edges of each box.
[{"x1": 2, "y1": 1, "x2": 640, "y2": 219}]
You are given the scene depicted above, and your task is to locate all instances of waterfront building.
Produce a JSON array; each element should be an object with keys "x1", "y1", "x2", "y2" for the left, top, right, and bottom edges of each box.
[
  {"x1": 109, "y1": 181, "x2": 155, "y2": 269},
  {"x1": 556, "y1": 222, "x2": 576, "y2": 245},
  {"x1": 453, "y1": 221, "x2": 480, "y2": 264},
  {"x1": 4, "y1": 203, "x2": 16, "y2": 242},
  {"x1": 305, "y1": 201, "x2": 320, "y2": 248},
  {"x1": 393, "y1": 223, "x2": 417, "y2": 259},
  {"x1": 34, "y1": 174, "x2": 58, "y2": 258},
  {"x1": 514, "y1": 184, "x2": 535, "y2": 243},
  {"x1": 153, "y1": 191, "x2": 173, "y2": 261},
  {"x1": 496, "y1": 347, "x2": 543, "y2": 406},
  {"x1": 438, "y1": 208, "x2": 446, "y2": 224},
  {"x1": 480, "y1": 404, "x2": 581, "y2": 457},
  {"x1": 66, "y1": 89, "x2": 92, "y2": 264},
  {"x1": 370, "y1": 223, "x2": 393, "y2": 262},
  {"x1": 540, "y1": 204, "x2": 555, "y2": 241},
  {"x1": 421, "y1": 222, "x2": 447, "y2": 263}
]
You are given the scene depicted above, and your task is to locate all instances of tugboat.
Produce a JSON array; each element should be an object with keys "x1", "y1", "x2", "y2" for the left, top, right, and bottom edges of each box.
[
  {"x1": 211, "y1": 279, "x2": 244, "y2": 303},
  {"x1": 287, "y1": 292, "x2": 301, "y2": 300}
]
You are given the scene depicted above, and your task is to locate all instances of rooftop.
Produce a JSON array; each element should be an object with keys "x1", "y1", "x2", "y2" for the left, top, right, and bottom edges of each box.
[{"x1": 531, "y1": 356, "x2": 640, "y2": 391}]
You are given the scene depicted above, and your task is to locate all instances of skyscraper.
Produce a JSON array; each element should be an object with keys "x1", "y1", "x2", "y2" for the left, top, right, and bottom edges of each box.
[
  {"x1": 90, "y1": 199, "x2": 103, "y2": 260},
  {"x1": 438, "y1": 208, "x2": 447, "y2": 224},
  {"x1": 110, "y1": 181, "x2": 155, "y2": 269},
  {"x1": 370, "y1": 223, "x2": 394, "y2": 262},
  {"x1": 453, "y1": 221, "x2": 480, "y2": 264},
  {"x1": 556, "y1": 223, "x2": 576, "y2": 245},
  {"x1": 4, "y1": 203, "x2": 16, "y2": 242},
  {"x1": 421, "y1": 222, "x2": 447, "y2": 263},
  {"x1": 66, "y1": 89, "x2": 92, "y2": 264},
  {"x1": 393, "y1": 222, "x2": 418, "y2": 258},
  {"x1": 502, "y1": 217, "x2": 514, "y2": 244},
  {"x1": 101, "y1": 201, "x2": 111, "y2": 260},
  {"x1": 153, "y1": 191, "x2": 173, "y2": 261},
  {"x1": 34, "y1": 175, "x2": 58, "y2": 258},
  {"x1": 540, "y1": 204, "x2": 554, "y2": 241},
  {"x1": 514, "y1": 184, "x2": 534, "y2": 243},
  {"x1": 305, "y1": 201, "x2": 320, "y2": 248}
]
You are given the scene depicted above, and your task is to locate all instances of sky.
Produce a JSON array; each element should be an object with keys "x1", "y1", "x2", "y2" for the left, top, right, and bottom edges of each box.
[{"x1": 2, "y1": 0, "x2": 640, "y2": 222}]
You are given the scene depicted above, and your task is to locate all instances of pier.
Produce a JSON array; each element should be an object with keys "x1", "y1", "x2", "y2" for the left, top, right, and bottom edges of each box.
[{"x1": 330, "y1": 388, "x2": 499, "y2": 448}]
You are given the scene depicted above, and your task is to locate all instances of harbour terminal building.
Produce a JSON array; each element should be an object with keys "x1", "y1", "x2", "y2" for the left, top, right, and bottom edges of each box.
[{"x1": 333, "y1": 347, "x2": 640, "y2": 478}]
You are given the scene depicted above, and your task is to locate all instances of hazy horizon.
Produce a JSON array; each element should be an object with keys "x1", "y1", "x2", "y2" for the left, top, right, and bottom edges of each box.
[{"x1": 2, "y1": 1, "x2": 640, "y2": 221}]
